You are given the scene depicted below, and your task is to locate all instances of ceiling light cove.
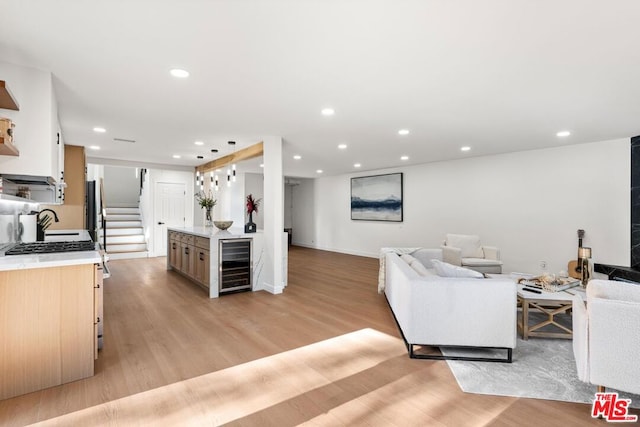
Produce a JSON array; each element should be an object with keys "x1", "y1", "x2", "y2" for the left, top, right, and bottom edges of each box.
[
  {"x1": 170, "y1": 68, "x2": 189, "y2": 78},
  {"x1": 172, "y1": 154, "x2": 181, "y2": 159},
  {"x1": 398, "y1": 129, "x2": 410, "y2": 136},
  {"x1": 460, "y1": 146, "x2": 471, "y2": 152},
  {"x1": 556, "y1": 131, "x2": 571, "y2": 137},
  {"x1": 293, "y1": 155, "x2": 302, "y2": 160},
  {"x1": 338, "y1": 144, "x2": 347, "y2": 150},
  {"x1": 194, "y1": 141, "x2": 204, "y2": 146},
  {"x1": 354, "y1": 163, "x2": 361, "y2": 168},
  {"x1": 321, "y1": 108, "x2": 335, "y2": 116},
  {"x1": 400, "y1": 155, "x2": 409, "y2": 161},
  {"x1": 93, "y1": 127, "x2": 106, "y2": 133}
]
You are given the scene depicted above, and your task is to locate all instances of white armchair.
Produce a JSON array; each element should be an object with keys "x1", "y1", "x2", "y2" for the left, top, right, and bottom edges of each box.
[
  {"x1": 572, "y1": 279, "x2": 640, "y2": 394},
  {"x1": 441, "y1": 233, "x2": 503, "y2": 274}
]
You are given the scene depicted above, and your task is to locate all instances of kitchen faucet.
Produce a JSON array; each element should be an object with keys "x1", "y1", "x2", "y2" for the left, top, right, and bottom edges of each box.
[{"x1": 37, "y1": 209, "x2": 60, "y2": 223}]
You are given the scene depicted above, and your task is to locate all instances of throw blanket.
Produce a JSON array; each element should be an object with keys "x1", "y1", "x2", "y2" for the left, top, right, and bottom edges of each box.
[{"x1": 378, "y1": 247, "x2": 420, "y2": 293}]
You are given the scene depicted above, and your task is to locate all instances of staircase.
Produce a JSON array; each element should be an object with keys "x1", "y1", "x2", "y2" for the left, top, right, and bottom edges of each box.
[{"x1": 100, "y1": 206, "x2": 148, "y2": 260}]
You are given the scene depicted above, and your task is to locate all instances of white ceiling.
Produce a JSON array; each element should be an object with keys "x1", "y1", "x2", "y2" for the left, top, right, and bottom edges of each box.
[{"x1": 1, "y1": 0, "x2": 640, "y2": 177}]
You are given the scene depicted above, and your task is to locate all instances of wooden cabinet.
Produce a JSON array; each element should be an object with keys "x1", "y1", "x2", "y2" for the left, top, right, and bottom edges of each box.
[
  {"x1": 168, "y1": 232, "x2": 181, "y2": 271},
  {"x1": 0, "y1": 263, "x2": 98, "y2": 400},
  {"x1": 180, "y1": 234, "x2": 195, "y2": 278},
  {"x1": 168, "y1": 231, "x2": 210, "y2": 290},
  {"x1": 194, "y1": 237, "x2": 210, "y2": 288}
]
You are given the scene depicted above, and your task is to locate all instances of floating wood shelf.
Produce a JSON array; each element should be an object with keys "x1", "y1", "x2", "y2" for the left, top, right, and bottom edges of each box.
[
  {"x1": 0, "y1": 80, "x2": 19, "y2": 111},
  {"x1": 0, "y1": 136, "x2": 19, "y2": 156}
]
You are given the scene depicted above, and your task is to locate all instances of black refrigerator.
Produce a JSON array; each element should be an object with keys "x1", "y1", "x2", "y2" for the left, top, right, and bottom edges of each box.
[{"x1": 86, "y1": 180, "x2": 97, "y2": 242}]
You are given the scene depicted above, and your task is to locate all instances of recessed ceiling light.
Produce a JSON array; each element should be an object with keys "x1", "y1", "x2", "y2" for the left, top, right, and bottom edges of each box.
[
  {"x1": 197, "y1": 155, "x2": 204, "y2": 159},
  {"x1": 316, "y1": 169, "x2": 323, "y2": 174},
  {"x1": 211, "y1": 149, "x2": 218, "y2": 153},
  {"x1": 321, "y1": 108, "x2": 335, "y2": 116},
  {"x1": 338, "y1": 144, "x2": 347, "y2": 150},
  {"x1": 172, "y1": 154, "x2": 181, "y2": 159},
  {"x1": 170, "y1": 68, "x2": 189, "y2": 78},
  {"x1": 89, "y1": 145, "x2": 100, "y2": 150},
  {"x1": 259, "y1": 164, "x2": 264, "y2": 168},
  {"x1": 354, "y1": 163, "x2": 361, "y2": 168},
  {"x1": 194, "y1": 141, "x2": 204, "y2": 146},
  {"x1": 93, "y1": 127, "x2": 106, "y2": 133},
  {"x1": 556, "y1": 131, "x2": 571, "y2": 137},
  {"x1": 400, "y1": 155, "x2": 409, "y2": 161},
  {"x1": 293, "y1": 155, "x2": 302, "y2": 160},
  {"x1": 460, "y1": 146, "x2": 471, "y2": 152},
  {"x1": 398, "y1": 129, "x2": 410, "y2": 136}
]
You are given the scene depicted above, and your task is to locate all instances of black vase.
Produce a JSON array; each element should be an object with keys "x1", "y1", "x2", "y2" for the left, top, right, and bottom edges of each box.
[{"x1": 245, "y1": 212, "x2": 256, "y2": 233}]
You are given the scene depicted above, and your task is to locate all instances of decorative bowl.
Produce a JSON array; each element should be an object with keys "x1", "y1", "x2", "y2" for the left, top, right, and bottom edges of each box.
[{"x1": 213, "y1": 220, "x2": 233, "y2": 230}]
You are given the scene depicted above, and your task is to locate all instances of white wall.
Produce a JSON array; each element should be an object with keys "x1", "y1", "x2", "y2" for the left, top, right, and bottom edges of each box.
[
  {"x1": 103, "y1": 166, "x2": 140, "y2": 206},
  {"x1": 292, "y1": 138, "x2": 630, "y2": 275}
]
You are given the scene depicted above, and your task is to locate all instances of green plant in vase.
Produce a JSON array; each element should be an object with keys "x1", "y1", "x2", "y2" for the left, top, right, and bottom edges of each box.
[
  {"x1": 245, "y1": 194, "x2": 261, "y2": 233},
  {"x1": 195, "y1": 190, "x2": 217, "y2": 226}
]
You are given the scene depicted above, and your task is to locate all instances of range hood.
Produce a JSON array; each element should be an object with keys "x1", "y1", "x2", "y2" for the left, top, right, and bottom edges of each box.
[{"x1": 0, "y1": 174, "x2": 56, "y2": 186}]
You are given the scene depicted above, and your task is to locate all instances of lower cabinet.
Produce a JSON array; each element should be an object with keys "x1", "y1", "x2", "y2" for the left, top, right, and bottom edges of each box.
[
  {"x1": 194, "y1": 247, "x2": 210, "y2": 288},
  {"x1": 168, "y1": 232, "x2": 181, "y2": 271},
  {"x1": 169, "y1": 231, "x2": 210, "y2": 290},
  {"x1": 0, "y1": 263, "x2": 98, "y2": 400}
]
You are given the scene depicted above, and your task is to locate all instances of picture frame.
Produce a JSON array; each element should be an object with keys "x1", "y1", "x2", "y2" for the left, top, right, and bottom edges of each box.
[{"x1": 351, "y1": 172, "x2": 403, "y2": 222}]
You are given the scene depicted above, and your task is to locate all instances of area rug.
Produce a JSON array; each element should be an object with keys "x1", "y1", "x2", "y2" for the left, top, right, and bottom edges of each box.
[{"x1": 442, "y1": 337, "x2": 640, "y2": 408}]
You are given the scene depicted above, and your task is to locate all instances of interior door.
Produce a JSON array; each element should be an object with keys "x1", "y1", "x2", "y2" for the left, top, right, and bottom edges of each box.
[{"x1": 154, "y1": 182, "x2": 186, "y2": 256}]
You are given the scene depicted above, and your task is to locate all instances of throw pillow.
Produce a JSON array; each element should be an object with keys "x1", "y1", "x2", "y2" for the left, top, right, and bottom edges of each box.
[
  {"x1": 411, "y1": 248, "x2": 443, "y2": 268},
  {"x1": 409, "y1": 260, "x2": 431, "y2": 276},
  {"x1": 431, "y1": 259, "x2": 484, "y2": 278},
  {"x1": 400, "y1": 253, "x2": 418, "y2": 265},
  {"x1": 445, "y1": 234, "x2": 484, "y2": 258}
]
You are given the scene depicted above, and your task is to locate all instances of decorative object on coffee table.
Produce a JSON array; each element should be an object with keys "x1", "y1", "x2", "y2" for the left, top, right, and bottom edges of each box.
[
  {"x1": 245, "y1": 194, "x2": 261, "y2": 233},
  {"x1": 195, "y1": 190, "x2": 216, "y2": 227},
  {"x1": 578, "y1": 247, "x2": 592, "y2": 287}
]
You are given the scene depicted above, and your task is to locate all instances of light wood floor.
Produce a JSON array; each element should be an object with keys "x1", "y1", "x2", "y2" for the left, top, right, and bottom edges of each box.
[{"x1": 0, "y1": 246, "x2": 629, "y2": 426}]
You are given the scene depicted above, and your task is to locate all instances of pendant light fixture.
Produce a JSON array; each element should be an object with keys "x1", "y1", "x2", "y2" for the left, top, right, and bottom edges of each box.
[{"x1": 228, "y1": 141, "x2": 237, "y2": 183}]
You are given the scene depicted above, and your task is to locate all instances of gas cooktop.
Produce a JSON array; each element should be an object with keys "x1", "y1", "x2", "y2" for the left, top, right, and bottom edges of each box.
[{"x1": 5, "y1": 240, "x2": 97, "y2": 255}]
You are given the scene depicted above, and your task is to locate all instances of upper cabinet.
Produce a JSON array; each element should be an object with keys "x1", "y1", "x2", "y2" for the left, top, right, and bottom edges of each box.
[
  {"x1": 0, "y1": 80, "x2": 19, "y2": 156},
  {"x1": 0, "y1": 62, "x2": 61, "y2": 179}
]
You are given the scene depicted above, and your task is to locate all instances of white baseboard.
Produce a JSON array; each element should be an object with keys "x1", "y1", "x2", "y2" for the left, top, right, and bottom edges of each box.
[
  {"x1": 291, "y1": 242, "x2": 378, "y2": 259},
  {"x1": 261, "y1": 281, "x2": 284, "y2": 295}
]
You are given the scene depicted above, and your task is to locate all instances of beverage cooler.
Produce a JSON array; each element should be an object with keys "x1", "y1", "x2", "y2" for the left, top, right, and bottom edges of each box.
[{"x1": 218, "y1": 238, "x2": 252, "y2": 294}]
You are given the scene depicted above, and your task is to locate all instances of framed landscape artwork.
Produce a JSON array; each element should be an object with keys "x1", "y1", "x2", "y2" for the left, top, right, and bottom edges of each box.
[{"x1": 351, "y1": 173, "x2": 403, "y2": 222}]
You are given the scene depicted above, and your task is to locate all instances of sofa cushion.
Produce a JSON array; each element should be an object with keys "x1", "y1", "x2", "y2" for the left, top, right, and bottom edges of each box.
[
  {"x1": 461, "y1": 257, "x2": 503, "y2": 267},
  {"x1": 410, "y1": 261, "x2": 432, "y2": 276},
  {"x1": 431, "y1": 259, "x2": 484, "y2": 278},
  {"x1": 400, "y1": 253, "x2": 418, "y2": 265},
  {"x1": 446, "y1": 234, "x2": 484, "y2": 258},
  {"x1": 411, "y1": 248, "x2": 443, "y2": 268}
]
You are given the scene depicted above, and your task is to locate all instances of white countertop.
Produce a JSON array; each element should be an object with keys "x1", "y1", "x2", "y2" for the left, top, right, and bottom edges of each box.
[
  {"x1": 0, "y1": 229, "x2": 100, "y2": 271},
  {"x1": 168, "y1": 226, "x2": 262, "y2": 239}
]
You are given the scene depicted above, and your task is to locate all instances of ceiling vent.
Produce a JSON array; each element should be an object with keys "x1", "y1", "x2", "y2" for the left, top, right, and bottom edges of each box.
[{"x1": 113, "y1": 137, "x2": 136, "y2": 143}]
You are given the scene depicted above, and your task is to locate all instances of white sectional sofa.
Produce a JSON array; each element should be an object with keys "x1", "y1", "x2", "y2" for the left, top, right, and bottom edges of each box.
[{"x1": 383, "y1": 248, "x2": 517, "y2": 362}]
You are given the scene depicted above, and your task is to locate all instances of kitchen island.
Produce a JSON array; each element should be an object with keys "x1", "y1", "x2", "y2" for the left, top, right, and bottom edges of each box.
[
  {"x1": 0, "y1": 240, "x2": 102, "y2": 400},
  {"x1": 167, "y1": 226, "x2": 265, "y2": 298}
]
